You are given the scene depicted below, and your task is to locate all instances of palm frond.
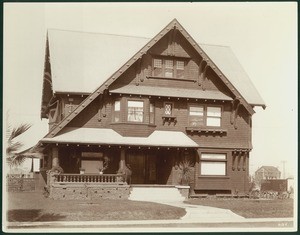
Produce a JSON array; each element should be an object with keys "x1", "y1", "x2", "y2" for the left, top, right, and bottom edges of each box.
[
  {"x1": 9, "y1": 124, "x2": 32, "y2": 141},
  {"x1": 7, "y1": 154, "x2": 27, "y2": 168},
  {"x1": 6, "y1": 141, "x2": 23, "y2": 156}
]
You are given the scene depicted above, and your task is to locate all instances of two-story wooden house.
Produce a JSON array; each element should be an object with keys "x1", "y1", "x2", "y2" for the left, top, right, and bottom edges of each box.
[{"x1": 39, "y1": 19, "x2": 265, "y2": 199}]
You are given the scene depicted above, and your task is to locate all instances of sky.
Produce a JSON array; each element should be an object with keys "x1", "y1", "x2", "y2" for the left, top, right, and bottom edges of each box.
[{"x1": 3, "y1": 2, "x2": 297, "y2": 177}]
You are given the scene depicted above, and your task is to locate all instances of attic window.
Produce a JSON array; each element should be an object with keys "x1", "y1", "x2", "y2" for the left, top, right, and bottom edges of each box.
[{"x1": 153, "y1": 58, "x2": 185, "y2": 79}]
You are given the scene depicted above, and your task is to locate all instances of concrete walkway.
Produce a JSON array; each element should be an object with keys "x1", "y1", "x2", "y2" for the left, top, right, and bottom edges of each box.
[{"x1": 159, "y1": 201, "x2": 245, "y2": 221}]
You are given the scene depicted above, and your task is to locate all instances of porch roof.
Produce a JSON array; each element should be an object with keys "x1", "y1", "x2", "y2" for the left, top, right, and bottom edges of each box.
[
  {"x1": 109, "y1": 85, "x2": 232, "y2": 101},
  {"x1": 40, "y1": 127, "x2": 199, "y2": 148}
]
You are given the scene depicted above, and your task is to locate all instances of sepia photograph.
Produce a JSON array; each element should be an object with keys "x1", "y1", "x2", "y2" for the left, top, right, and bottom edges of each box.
[{"x1": 2, "y1": 2, "x2": 297, "y2": 233}]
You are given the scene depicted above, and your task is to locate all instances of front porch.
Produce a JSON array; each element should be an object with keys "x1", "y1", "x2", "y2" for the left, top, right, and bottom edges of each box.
[
  {"x1": 47, "y1": 172, "x2": 190, "y2": 201},
  {"x1": 48, "y1": 172, "x2": 130, "y2": 200}
]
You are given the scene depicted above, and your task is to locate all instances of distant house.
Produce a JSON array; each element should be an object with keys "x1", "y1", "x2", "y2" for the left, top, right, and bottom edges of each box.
[
  {"x1": 38, "y1": 19, "x2": 265, "y2": 199},
  {"x1": 255, "y1": 166, "x2": 281, "y2": 182}
]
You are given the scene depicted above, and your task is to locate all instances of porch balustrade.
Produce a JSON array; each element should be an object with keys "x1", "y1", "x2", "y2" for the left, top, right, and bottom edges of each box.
[{"x1": 53, "y1": 173, "x2": 126, "y2": 184}]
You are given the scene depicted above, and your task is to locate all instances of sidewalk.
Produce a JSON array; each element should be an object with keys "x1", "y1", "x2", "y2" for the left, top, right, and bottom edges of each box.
[
  {"x1": 5, "y1": 217, "x2": 295, "y2": 232},
  {"x1": 4, "y1": 197, "x2": 295, "y2": 232}
]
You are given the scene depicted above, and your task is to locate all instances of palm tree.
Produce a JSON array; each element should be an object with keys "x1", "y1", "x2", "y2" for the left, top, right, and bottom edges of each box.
[
  {"x1": 6, "y1": 123, "x2": 32, "y2": 168},
  {"x1": 179, "y1": 159, "x2": 194, "y2": 185}
]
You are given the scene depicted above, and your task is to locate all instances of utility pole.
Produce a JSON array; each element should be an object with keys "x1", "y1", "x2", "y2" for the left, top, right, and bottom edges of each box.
[{"x1": 281, "y1": 161, "x2": 286, "y2": 179}]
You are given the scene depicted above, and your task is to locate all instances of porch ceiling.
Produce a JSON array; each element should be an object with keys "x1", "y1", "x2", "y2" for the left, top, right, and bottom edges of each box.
[{"x1": 40, "y1": 127, "x2": 199, "y2": 148}]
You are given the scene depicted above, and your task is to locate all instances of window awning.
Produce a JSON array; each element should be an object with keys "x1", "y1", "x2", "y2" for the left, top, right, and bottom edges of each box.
[
  {"x1": 40, "y1": 128, "x2": 199, "y2": 148},
  {"x1": 109, "y1": 85, "x2": 232, "y2": 101}
]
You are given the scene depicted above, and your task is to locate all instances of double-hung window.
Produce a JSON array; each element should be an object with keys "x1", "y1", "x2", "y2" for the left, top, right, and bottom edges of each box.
[
  {"x1": 189, "y1": 106, "x2": 204, "y2": 126},
  {"x1": 127, "y1": 101, "x2": 144, "y2": 122},
  {"x1": 188, "y1": 105, "x2": 222, "y2": 127},
  {"x1": 114, "y1": 100, "x2": 121, "y2": 122},
  {"x1": 200, "y1": 153, "x2": 227, "y2": 176},
  {"x1": 149, "y1": 102, "x2": 155, "y2": 124},
  {"x1": 153, "y1": 58, "x2": 185, "y2": 79},
  {"x1": 207, "y1": 107, "x2": 221, "y2": 127}
]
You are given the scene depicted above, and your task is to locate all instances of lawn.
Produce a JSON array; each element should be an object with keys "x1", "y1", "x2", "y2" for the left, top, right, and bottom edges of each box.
[
  {"x1": 186, "y1": 198, "x2": 294, "y2": 218},
  {"x1": 6, "y1": 192, "x2": 186, "y2": 222}
]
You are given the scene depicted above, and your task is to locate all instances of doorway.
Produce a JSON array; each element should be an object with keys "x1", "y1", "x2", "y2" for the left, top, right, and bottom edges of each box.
[{"x1": 126, "y1": 150, "x2": 157, "y2": 184}]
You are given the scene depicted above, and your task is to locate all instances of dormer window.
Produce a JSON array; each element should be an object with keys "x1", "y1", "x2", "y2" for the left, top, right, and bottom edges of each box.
[{"x1": 153, "y1": 58, "x2": 185, "y2": 79}]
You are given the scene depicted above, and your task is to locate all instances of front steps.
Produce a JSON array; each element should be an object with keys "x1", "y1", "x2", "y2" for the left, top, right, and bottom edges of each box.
[{"x1": 129, "y1": 185, "x2": 188, "y2": 203}]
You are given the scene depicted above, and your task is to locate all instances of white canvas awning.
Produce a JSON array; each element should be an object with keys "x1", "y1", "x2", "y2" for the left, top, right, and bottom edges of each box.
[{"x1": 41, "y1": 128, "x2": 199, "y2": 148}]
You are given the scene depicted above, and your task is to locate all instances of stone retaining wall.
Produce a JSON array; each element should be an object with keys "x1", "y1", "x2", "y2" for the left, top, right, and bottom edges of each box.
[
  {"x1": 7, "y1": 178, "x2": 35, "y2": 192},
  {"x1": 50, "y1": 183, "x2": 130, "y2": 200}
]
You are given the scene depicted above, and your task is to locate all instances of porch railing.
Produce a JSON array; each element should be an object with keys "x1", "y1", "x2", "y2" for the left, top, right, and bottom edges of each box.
[{"x1": 53, "y1": 173, "x2": 126, "y2": 184}]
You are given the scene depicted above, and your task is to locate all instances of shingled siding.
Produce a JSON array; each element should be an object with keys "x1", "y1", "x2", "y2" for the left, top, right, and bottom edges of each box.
[
  {"x1": 66, "y1": 96, "x2": 114, "y2": 129},
  {"x1": 64, "y1": 92, "x2": 251, "y2": 149},
  {"x1": 194, "y1": 150, "x2": 250, "y2": 194}
]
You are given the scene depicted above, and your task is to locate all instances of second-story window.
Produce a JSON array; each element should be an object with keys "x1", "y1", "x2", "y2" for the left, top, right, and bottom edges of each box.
[
  {"x1": 114, "y1": 100, "x2": 121, "y2": 122},
  {"x1": 188, "y1": 105, "x2": 222, "y2": 127},
  {"x1": 153, "y1": 58, "x2": 185, "y2": 79},
  {"x1": 127, "y1": 101, "x2": 144, "y2": 122},
  {"x1": 149, "y1": 102, "x2": 155, "y2": 124},
  {"x1": 189, "y1": 106, "x2": 204, "y2": 126},
  {"x1": 207, "y1": 107, "x2": 221, "y2": 127},
  {"x1": 164, "y1": 102, "x2": 173, "y2": 116}
]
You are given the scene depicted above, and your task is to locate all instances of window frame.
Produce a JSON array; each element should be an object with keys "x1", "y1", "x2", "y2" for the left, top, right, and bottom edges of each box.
[
  {"x1": 163, "y1": 102, "x2": 174, "y2": 116},
  {"x1": 152, "y1": 57, "x2": 186, "y2": 79},
  {"x1": 199, "y1": 153, "x2": 227, "y2": 176},
  {"x1": 113, "y1": 100, "x2": 121, "y2": 123},
  {"x1": 206, "y1": 106, "x2": 222, "y2": 127},
  {"x1": 188, "y1": 104, "x2": 223, "y2": 127},
  {"x1": 149, "y1": 102, "x2": 155, "y2": 124},
  {"x1": 188, "y1": 104, "x2": 205, "y2": 127},
  {"x1": 127, "y1": 100, "x2": 145, "y2": 123}
]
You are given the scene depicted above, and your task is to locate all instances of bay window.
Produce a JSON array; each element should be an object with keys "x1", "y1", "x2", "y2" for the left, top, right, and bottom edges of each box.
[
  {"x1": 114, "y1": 100, "x2": 121, "y2": 122},
  {"x1": 127, "y1": 100, "x2": 144, "y2": 122},
  {"x1": 149, "y1": 102, "x2": 155, "y2": 124}
]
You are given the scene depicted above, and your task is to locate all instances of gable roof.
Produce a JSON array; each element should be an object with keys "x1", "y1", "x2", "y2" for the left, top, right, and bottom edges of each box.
[
  {"x1": 46, "y1": 28, "x2": 265, "y2": 108},
  {"x1": 43, "y1": 19, "x2": 265, "y2": 138},
  {"x1": 200, "y1": 44, "x2": 265, "y2": 107},
  {"x1": 48, "y1": 29, "x2": 150, "y2": 93},
  {"x1": 256, "y1": 166, "x2": 281, "y2": 173}
]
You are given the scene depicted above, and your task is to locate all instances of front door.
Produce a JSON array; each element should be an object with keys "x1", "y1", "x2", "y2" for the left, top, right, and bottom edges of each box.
[
  {"x1": 126, "y1": 151, "x2": 146, "y2": 184},
  {"x1": 126, "y1": 151, "x2": 157, "y2": 184}
]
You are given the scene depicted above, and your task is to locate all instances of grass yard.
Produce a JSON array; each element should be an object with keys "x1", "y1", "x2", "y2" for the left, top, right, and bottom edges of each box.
[
  {"x1": 186, "y1": 198, "x2": 294, "y2": 218},
  {"x1": 6, "y1": 192, "x2": 186, "y2": 222}
]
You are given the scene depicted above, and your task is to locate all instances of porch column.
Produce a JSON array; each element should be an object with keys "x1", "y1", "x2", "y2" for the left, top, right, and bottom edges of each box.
[
  {"x1": 52, "y1": 146, "x2": 59, "y2": 167},
  {"x1": 119, "y1": 149, "x2": 126, "y2": 169}
]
